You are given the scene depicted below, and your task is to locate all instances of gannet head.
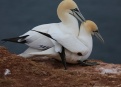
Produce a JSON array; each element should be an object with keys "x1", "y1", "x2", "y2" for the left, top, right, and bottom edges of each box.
[
  {"x1": 83, "y1": 20, "x2": 104, "y2": 43},
  {"x1": 57, "y1": 0, "x2": 85, "y2": 22}
]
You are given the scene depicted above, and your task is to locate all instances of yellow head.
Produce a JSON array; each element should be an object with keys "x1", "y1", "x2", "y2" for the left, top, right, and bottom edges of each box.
[
  {"x1": 83, "y1": 20, "x2": 98, "y2": 34},
  {"x1": 58, "y1": 0, "x2": 77, "y2": 11},
  {"x1": 57, "y1": 0, "x2": 85, "y2": 22},
  {"x1": 82, "y1": 20, "x2": 104, "y2": 43}
]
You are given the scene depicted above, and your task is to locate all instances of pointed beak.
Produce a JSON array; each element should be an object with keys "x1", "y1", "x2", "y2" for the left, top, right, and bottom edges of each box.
[
  {"x1": 71, "y1": 8, "x2": 85, "y2": 22},
  {"x1": 94, "y1": 32, "x2": 104, "y2": 43}
]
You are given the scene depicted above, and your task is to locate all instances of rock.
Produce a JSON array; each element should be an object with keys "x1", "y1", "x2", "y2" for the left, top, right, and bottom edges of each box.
[{"x1": 0, "y1": 46, "x2": 121, "y2": 87}]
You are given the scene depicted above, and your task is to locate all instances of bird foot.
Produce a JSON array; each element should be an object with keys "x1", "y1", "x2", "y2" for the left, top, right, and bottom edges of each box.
[{"x1": 77, "y1": 60, "x2": 99, "y2": 66}]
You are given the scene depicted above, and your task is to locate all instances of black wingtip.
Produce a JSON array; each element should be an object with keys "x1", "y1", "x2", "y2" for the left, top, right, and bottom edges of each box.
[
  {"x1": 1, "y1": 35, "x2": 29, "y2": 44},
  {"x1": 1, "y1": 39, "x2": 9, "y2": 42}
]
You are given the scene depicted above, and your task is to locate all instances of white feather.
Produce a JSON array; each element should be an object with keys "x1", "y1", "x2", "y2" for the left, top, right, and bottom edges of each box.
[{"x1": 29, "y1": 24, "x2": 93, "y2": 64}]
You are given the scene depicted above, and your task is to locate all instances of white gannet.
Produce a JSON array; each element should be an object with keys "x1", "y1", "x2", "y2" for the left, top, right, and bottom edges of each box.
[
  {"x1": 1, "y1": 0, "x2": 85, "y2": 69},
  {"x1": 29, "y1": 20, "x2": 104, "y2": 66}
]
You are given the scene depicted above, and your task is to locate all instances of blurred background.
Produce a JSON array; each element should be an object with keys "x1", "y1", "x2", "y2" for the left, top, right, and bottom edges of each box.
[{"x1": 0, "y1": 0, "x2": 121, "y2": 63}]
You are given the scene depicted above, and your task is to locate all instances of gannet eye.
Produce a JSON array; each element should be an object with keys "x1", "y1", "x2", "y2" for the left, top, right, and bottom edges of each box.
[
  {"x1": 92, "y1": 30, "x2": 98, "y2": 35},
  {"x1": 69, "y1": 8, "x2": 80, "y2": 15},
  {"x1": 71, "y1": 8, "x2": 80, "y2": 12},
  {"x1": 70, "y1": 8, "x2": 85, "y2": 22},
  {"x1": 93, "y1": 30, "x2": 98, "y2": 33},
  {"x1": 93, "y1": 30, "x2": 104, "y2": 43}
]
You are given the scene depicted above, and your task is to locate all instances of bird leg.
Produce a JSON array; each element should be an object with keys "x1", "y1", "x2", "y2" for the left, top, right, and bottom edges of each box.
[
  {"x1": 58, "y1": 46, "x2": 67, "y2": 70},
  {"x1": 77, "y1": 60, "x2": 99, "y2": 66}
]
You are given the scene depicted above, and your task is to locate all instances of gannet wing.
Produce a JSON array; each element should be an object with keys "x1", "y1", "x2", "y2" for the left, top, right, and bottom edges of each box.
[
  {"x1": 31, "y1": 30, "x2": 67, "y2": 69},
  {"x1": 32, "y1": 29, "x2": 88, "y2": 56},
  {"x1": 1, "y1": 23, "x2": 54, "y2": 50},
  {"x1": 48, "y1": 28, "x2": 89, "y2": 55}
]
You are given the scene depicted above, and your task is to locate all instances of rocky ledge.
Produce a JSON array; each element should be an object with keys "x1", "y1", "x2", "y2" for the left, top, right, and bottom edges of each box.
[{"x1": 0, "y1": 46, "x2": 121, "y2": 87}]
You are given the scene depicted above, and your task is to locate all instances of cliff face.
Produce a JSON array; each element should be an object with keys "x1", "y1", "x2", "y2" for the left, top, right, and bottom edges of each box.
[{"x1": 0, "y1": 46, "x2": 121, "y2": 87}]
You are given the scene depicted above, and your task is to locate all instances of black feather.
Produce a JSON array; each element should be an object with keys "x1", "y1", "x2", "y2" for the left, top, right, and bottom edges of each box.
[
  {"x1": 31, "y1": 30, "x2": 56, "y2": 41},
  {"x1": 1, "y1": 35, "x2": 29, "y2": 44}
]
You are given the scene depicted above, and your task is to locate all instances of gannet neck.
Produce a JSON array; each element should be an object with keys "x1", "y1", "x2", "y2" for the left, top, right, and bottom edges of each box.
[
  {"x1": 57, "y1": 1, "x2": 78, "y2": 23},
  {"x1": 57, "y1": 0, "x2": 79, "y2": 35},
  {"x1": 78, "y1": 24, "x2": 93, "y2": 49}
]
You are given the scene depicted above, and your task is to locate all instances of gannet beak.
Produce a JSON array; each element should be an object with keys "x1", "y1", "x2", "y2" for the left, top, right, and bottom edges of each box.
[
  {"x1": 71, "y1": 8, "x2": 85, "y2": 22},
  {"x1": 94, "y1": 32, "x2": 104, "y2": 43}
]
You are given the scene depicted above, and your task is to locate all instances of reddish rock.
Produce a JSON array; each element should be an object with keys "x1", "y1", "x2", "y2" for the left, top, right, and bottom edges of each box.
[{"x1": 0, "y1": 46, "x2": 121, "y2": 87}]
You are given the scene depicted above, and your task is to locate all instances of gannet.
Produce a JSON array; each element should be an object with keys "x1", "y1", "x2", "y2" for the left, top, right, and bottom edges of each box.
[
  {"x1": 29, "y1": 20, "x2": 104, "y2": 66},
  {"x1": 1, "y1": 0, "x2": 85, "y2": 70}
]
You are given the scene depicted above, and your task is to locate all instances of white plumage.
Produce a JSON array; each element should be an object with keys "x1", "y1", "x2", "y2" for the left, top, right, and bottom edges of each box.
[
  {"x1": 29, "y1": 20, "x2": 104, "y2": 64},
  {"x1": 17, "y1": 0, "x2": 85, "y2": 57}
]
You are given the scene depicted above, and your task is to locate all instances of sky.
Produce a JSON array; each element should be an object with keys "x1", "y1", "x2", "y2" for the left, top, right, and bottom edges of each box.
[{"x1": 0, "y1": 0, "x2": 121, "y2": 63}]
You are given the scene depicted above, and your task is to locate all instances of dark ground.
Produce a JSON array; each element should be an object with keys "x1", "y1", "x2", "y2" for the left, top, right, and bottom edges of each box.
[{"x1": 0, "y1": 46, "x2": 121, "y2": 87}]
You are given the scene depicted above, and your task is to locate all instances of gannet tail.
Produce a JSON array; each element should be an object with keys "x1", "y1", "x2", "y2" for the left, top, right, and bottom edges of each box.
[
  {"x1": 19, "y1": 47, "x2": 43, "y2": 58},
  {"x1": 1, "y1": 35, "x2": 29, "y2": 44}
]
